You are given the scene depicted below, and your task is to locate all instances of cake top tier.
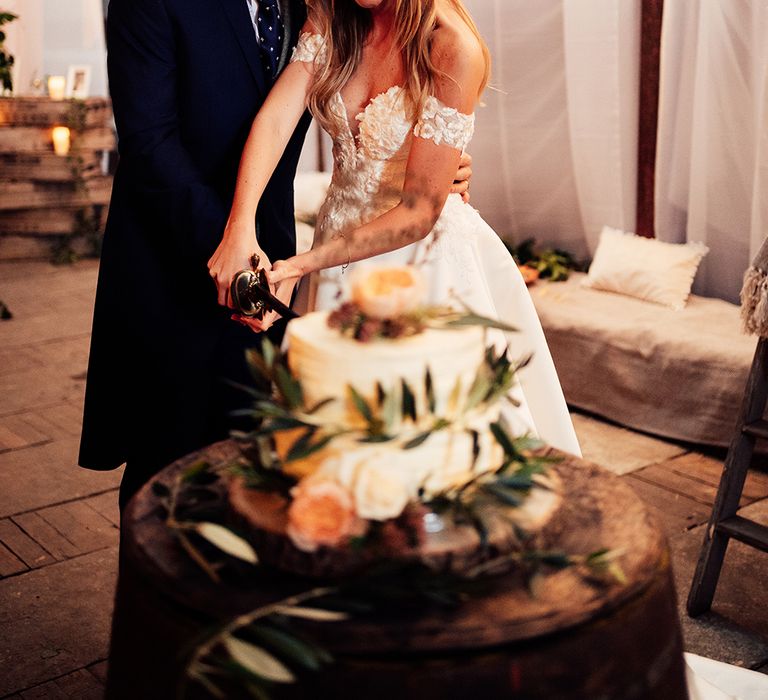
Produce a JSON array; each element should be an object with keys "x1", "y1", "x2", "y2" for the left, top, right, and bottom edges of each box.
[{"x1": 286, "y1": 310, "x2": 485, "y2": 420}]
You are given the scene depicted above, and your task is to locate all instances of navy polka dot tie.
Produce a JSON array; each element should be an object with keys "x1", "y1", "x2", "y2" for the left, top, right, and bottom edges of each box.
[{"x1": 257, "y1": 0, "x2": 284, "y2": 80}]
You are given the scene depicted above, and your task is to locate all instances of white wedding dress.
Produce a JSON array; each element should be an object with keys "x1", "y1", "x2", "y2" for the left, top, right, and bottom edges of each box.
[{"x1": 292, "y1": 34, "x2": 581, "y2": 457}]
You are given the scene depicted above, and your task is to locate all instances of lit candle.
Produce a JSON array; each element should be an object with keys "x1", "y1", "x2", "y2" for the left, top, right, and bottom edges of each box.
[
  {"x1": 47, "y1": 75, "x2": 66, "y2": 100},
  {"x1": 52, "y1": 126, "x2": 71, "y2": 156}
]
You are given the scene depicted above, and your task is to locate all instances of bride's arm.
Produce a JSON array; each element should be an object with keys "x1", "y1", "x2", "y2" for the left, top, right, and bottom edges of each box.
[
  {"x1": 208, "y1": 33, "x2": 317, "y2": 308},
  {"x1": 269, "y1": 29, "x2": 485, "y2": 287}
]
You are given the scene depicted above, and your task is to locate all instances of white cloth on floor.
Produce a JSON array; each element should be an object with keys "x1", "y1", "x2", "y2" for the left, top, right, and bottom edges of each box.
[{"x1": 686, "y1": 653, "x2": 768, "y2": 700}]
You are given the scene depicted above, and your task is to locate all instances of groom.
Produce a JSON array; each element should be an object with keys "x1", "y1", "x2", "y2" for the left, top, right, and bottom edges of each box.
[
  {"x1": 80, "y1": 0, "x2": 472, "y2": 509},
  {"x1": 79, "y1": 0, "x2": 312, "y2": 509}
]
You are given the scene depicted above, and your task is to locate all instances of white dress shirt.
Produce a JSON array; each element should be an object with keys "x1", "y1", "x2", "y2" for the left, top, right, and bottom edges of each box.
[{"x1": 245, "y1": 0, "x2": 260, "y2": 40}]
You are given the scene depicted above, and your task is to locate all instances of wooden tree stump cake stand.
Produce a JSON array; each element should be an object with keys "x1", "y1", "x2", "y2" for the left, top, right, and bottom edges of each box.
[{"x1": 108, "y1": 440, "x2": 688, "y2": 700}]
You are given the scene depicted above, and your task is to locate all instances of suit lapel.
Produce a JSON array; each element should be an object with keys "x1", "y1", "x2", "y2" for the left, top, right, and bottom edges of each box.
[
  {"x1": 217, "y1": 0, "x2": 267, "y2": 96},
  {"x1": 276, "y1": 0, "x2": 293, "y2": 74}
]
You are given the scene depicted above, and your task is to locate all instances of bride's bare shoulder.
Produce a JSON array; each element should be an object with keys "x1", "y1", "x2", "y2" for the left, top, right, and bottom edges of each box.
[{"x1": 430, "y1": 6, "x2": 486, "y2": 99}]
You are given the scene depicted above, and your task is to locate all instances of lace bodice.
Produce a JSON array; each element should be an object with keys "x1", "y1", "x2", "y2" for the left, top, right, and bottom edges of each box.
[{"x1": 290, "y1": 32, "x2": 475, "y2": 242}]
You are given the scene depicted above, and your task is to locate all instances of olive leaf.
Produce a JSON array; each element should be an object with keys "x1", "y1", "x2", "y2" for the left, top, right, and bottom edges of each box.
[
  {"x1": 245, "y1": 349, "x2": 272, "y2": 383},
  {"x1": 260, "y1": 337, "x2": 277, "y2": 371},
  {"x1": 483, "y1": 483, "x2": 523, "y2": 507},
  {"x1": 275, "y1": 365, "x2": 304, "y2": 410},
  {"x1": 465, "y1": 371, "x2": 492, "y2": 412},
  {"x1": 182, "y1": 460, "x2": 212, "y2": 483},
  {"x1": 446, "y1": 377, "x2": 462, "y2": 415},
  {"x1": 252, "y1": 625, "x2": 332, "y2": 671},
  {"x1": 381, "y1": 385, "x2": 399, "y2": 432},
  {"x1": 225, "y1": 637, "x2": 295, "y2": 684},
  {"x1": 348, "y1": 385, "x2": 374, "y2": 424},
  {"x1": 496, "y1": 474, "x2": 534, "y2": 490},
  {"x1": 376, "y1": 382, "x2": 386, "y2": 408},
  {"x1": 425, "y1": 368, "x2": 436, "y2": 414},
  {"x1": 286, "y1": 431, "x2": 337, "y2": 462},
  {"x1": 304, "y1": 397, "x2": 336, "y2": 415},
  {"x1": 403, "y1": 431, "x2": 431, "y2": 450},
  {"x1": 468, "y1": 429, "x2": 481, "y2": 471},
  {"x1": 273, "y1": 606, "x2": 349, "y2": 621},
  {"x1": 490, "y1": 422, "x2": 519, "y2": 460},
  {"x1": 444, "y1": 312, "x2": 519, "y2": 335},
  {"x1": 401, "y1": 379, "x2": 417, "y2": 422},
  {"x1": 195, "y1": 523, "x2": 258, "y2": 564}
]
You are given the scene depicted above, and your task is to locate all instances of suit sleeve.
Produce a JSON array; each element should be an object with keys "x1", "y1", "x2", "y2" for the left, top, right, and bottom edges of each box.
[{"x1": 106, "y1": 0, "x2": 228, "y2": 264}]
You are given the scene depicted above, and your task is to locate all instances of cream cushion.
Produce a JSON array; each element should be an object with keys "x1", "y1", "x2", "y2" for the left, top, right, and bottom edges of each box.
[{"x1": 583, "y1": 226, "x2": 709, "y2": 310}]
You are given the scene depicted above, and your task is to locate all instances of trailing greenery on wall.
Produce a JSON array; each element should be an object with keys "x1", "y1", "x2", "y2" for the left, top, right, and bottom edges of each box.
[{"x1": 0, "y1": 12, "x2": 17, "y2": 95}]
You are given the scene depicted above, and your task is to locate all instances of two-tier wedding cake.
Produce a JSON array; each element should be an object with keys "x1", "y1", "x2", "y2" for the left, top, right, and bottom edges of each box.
[{"x1": 228, "y1": 266, "x2": 562, "y2": 577}]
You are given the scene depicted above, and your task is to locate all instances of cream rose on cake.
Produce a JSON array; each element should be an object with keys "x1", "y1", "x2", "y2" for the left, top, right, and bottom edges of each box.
[{"x1": 315, "y1": 451, "x2": 411, "y2": 521}]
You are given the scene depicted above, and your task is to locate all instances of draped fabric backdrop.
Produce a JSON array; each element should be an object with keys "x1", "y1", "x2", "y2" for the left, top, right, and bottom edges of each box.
[
  {"x1": 8, "y1": 1, "x2": 766, "y2": 302},
  {"x1": 656, "y1": 1, "x2": 768, "y2": 302},
  {"x1": 462, "y1": 0, "x2": 640, "y2": 261}
]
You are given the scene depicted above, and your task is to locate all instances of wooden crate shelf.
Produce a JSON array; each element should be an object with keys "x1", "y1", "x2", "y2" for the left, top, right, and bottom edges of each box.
[
  {"x1": 0, "y1": 207, "x2": 108, "y2": 236},
  {"x1": 0, "y1": 177, "x2": 113, "y2": 211},
  {"x1": 0, "y1": 97, "x2": 116, "y2": 262},
  {"x1": 0, "y1": 152, "x2": 105, "y2": 183},
  {"x1": 0, "y1": 125, "x2": 115, "y2": 154},
  {"x1": 0, "y1": 97, "x2": 113, "y2": 128}
]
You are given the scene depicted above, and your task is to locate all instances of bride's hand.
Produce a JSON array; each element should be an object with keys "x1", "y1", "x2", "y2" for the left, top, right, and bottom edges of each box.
[
  {"x1": 231, "y1": 259, "x2": 302, "y2": 334},
  {"x1": 207, "y1": 220, "x2": 271, "y2": 308},
  {"x1": 267, "y1": 258, "x2": 304, "y2": 287}
]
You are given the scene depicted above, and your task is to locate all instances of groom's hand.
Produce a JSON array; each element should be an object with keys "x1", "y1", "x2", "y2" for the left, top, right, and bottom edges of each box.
[
  {"x1": 207, "y1": 221, "x2": 271, "y2": 308},
  {"x1": 450, "y1": 152, "x2": 473, "y2": 203},
  {"x1": 231, "y1": 274, "x2": 296, "y2": 334}
]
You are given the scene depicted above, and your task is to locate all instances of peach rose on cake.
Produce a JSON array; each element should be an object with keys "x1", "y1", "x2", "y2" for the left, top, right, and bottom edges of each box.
[
  {"x1": 286, "y1": 479, "x2": 366, "y2": 552},
  {"x1": 350, "y1": 266, "x2": 426, "y2": 320}
]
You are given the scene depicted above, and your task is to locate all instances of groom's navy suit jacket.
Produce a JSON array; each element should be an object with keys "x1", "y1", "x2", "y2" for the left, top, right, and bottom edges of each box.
[{"x1": 79, "y1": 0, "x2": 310, "y2": 474}]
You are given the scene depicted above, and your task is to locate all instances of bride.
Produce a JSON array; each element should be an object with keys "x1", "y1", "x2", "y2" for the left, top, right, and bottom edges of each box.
[{"x1": 208, "y1": 0, "x2": 581, "y2": 456}]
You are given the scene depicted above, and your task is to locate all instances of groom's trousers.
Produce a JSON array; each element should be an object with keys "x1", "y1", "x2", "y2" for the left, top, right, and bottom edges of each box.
[{"x1": 117, "y1": 317, "x2": 287, "y2": 512}]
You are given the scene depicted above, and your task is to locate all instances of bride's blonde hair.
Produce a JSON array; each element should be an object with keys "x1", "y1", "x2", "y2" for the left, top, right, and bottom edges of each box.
[{"x1": 305, "y1": 0, "x2": 490, "y2": 135}]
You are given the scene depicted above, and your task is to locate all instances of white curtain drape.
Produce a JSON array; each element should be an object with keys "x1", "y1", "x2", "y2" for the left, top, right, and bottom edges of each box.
[
  {"x1": 656, "y1": 1, "x2": 768, "y2": 303},
  {"x1": 3, "y1": 0, "x2": 107, "y2": 97},
  {"x1": 461, "y1": 0, "x2": 640, "y2": 260},
  {"x1": 562, "y1": 0, "x2": 640, "y2": 252}
]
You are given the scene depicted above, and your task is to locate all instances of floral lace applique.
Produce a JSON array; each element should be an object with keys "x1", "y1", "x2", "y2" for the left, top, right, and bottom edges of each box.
[
  {"x1": 290, "y1": 32, "x2": 328, "y2": 65},
  {"x1": 355, "y1": 86, "x2": 412, "y2": 162},
  {"x1": 414, "y1": 96, "x2": 475, "y2": 151}
]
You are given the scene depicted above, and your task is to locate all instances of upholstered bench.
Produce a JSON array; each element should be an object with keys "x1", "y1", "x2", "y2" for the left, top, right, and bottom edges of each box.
[{"x1": 530, "y1": 273, "x2": 756, "y2": 447}]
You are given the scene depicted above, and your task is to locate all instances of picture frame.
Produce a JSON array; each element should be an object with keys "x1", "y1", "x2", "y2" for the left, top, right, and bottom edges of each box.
[{"x1": 66, "y1": 64, "x2": 92, "y2": 99}]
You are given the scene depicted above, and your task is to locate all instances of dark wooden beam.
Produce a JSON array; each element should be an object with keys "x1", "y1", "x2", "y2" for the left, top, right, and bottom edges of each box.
[{"x1": 636, "y1": 0, "x2": 664, "y2": 238}]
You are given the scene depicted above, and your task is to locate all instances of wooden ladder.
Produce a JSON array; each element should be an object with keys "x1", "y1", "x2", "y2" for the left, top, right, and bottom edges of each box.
[{"x1": 687, "y1": 337, "x2": 768, "y2": 616}]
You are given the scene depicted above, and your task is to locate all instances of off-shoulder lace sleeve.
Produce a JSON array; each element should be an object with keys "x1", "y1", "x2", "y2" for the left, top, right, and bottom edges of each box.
[
  {"x1": 290, "y1": 32, "x2": 328, "y2": 65},
  {"x1": 413, "y1": 95, "x2": 475, "y2": 151}
]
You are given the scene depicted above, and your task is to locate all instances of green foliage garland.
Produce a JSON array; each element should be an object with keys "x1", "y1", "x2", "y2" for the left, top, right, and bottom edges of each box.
[{"x1": 0, "y1": 12, "x2": 17, "y2": 95}]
